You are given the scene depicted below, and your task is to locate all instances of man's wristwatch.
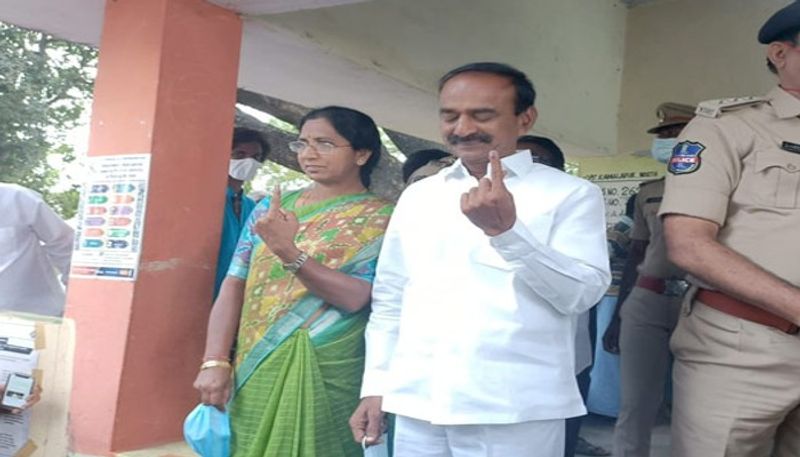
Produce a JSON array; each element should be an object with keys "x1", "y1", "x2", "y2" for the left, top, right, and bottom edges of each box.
[{"x1": 282, "y1": 251, "x2": 309, "y2": 274}]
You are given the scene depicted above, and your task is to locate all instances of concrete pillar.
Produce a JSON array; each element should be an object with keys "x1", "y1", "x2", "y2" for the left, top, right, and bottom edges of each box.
[{"x1": 66, "y1": 0, "x2": 242, "y2": 453}]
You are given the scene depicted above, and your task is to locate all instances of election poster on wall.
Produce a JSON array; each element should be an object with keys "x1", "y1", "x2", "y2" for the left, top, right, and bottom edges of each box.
[{"x1": 70, "y1": 154, "x2": 151, "y2": 281}]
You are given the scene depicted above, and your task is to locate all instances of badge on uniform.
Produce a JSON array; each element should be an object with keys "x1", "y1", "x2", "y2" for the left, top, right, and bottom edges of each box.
[
  {"x1": 668, "y1": 141, "x2": 705, "y2": 175},
  {"x1": 781, "y1": 141, "x2": 800, "y2": 154}
]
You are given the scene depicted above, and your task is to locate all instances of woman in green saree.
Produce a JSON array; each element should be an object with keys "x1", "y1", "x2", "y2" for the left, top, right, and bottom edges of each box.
[{"x1": 194, "y1": 106, "x2": 393, "y2": 457}]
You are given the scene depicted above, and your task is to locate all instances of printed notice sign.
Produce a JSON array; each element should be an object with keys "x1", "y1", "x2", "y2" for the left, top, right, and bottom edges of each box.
[
  {"x1": 71, "y1": 154, "x2": 151, "y2": 280},
  {"x1": 582, "y1": 170, "x2": 661, "y2": 227}
]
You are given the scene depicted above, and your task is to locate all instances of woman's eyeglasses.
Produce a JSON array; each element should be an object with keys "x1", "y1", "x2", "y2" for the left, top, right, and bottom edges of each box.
[{"x1": 288, "y1": 139, "x2": 352, "y2": 154}]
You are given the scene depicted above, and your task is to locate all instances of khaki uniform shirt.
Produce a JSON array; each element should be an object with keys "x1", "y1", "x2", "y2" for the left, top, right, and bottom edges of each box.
[
  {"x1": 631, "y1": 178, "x2": 685, "y2": 279},
  {"x1": 659, "y1": 87, "x2": 800, "y2": 286}
]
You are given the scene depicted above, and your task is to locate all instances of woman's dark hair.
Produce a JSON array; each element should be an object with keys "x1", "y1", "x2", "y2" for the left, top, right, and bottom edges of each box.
[
  {"x1": 438, "y1": 62, "x2": 536, "y2": 114},
  {"x1": 402, "y1": 149, "x2": 452, "y2": 183},
  {"x1": 299, "y1": 106, "x2": 382, "y2": 188}
]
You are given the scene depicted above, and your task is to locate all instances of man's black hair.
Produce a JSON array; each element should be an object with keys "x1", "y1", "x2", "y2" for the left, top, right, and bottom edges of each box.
[
  {"x1": 767, "y1": 27, "x2": 800, "y2": 74},
  {"x1": 625, "y1": 193, "x2": 637, "y2": 219},
  {"x1": 438, "y1": 62, "x2": 536, "y2": 114},
  {"x1": 517, "y1": 135, "x2": 565, "y2": 171},
  {"x1": 232, "y1": 128, "x2": 270, "y2": 162},
  {"x1": 299, "y1": 106, "x2": 382, "y2": 188},
  {"x1": 402, "y1": 149, "x2": 452, "y2": 183}
]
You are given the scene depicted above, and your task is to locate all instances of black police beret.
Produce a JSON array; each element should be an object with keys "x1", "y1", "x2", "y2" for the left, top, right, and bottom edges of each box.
[{"x1": 758, "y1": 1, "x2": 800, "y2": 44}]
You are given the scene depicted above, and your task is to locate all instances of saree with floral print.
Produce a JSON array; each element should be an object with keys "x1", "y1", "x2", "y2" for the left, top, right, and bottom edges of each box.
[{"x1": 226, "y1": 190, "x2": 392, "y2": 457}]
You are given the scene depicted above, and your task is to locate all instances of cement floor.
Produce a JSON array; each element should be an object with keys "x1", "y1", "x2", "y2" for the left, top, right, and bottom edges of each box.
[
  {"x1": 580, "y1": 413, "x2": 671, "y2": 457},
  {"x1": 109, "y1": 413, "x2": 673, "y2": 457}
]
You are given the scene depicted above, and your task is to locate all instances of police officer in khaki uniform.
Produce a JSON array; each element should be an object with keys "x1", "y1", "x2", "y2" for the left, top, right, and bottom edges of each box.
[
  {"x1": 602, "y1": 103, "x2": 693, "y2": 457},
  {"x1": 659, "y1": 3, "x2": 800, "y2": 456}
]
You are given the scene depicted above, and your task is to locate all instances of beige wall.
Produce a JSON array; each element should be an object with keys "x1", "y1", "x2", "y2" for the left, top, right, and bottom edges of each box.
[
  {"x1": 261, "y1": 0, "x2": 794, "y2": 158},
  {"x1": 5, "y1": 0, "x2": 792, "y2": 160},
  {"x1": 264, "y1": 0, "x2": 629, "y2": 156},
  {"x1": 617, "y1": 0, "x2": 791, "y2": 155}
]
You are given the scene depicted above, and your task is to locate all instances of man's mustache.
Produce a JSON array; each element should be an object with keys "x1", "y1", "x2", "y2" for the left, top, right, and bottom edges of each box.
[{"x1": 447, "y1": 133, "x2": 493, "y2": 145}]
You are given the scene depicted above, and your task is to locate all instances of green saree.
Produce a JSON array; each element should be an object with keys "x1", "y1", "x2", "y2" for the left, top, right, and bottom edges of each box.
[{"x1": 226, "y1": 190, "x2": 392, "y2": 457}]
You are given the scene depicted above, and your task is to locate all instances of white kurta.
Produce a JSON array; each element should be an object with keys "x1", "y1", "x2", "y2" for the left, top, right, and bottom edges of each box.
[
  {"x1": 0, "y1": 183, "x2": 74, "y2": 316},
  {"x1": 362, "y1": 150, "x2": 611, "y2": 425}
]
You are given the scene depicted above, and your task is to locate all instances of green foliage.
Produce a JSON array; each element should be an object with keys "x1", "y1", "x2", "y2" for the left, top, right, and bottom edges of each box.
[
  {"x1": 0, "y1": 21, "x2": 96, "y2": 217},
  {"x1": 250, "y1": 162, "x2": 310, "y2": 196},
  {"x1": 565, "y1": 161, "x2": 580, "y2": 176}
]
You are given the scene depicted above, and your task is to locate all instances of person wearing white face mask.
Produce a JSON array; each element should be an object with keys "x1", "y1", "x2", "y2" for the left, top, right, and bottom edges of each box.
[
  {"x1": 213, "y1": 128, "x2": 270, "y2": 299},
  {"x1": 602, "y1": 102, "x2": 693, "y2": 457}
]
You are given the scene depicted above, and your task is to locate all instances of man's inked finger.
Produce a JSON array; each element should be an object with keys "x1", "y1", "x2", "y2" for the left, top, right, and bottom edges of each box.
[{"x1": 489, "y1": 150, "x2": 507, "y2": 190}]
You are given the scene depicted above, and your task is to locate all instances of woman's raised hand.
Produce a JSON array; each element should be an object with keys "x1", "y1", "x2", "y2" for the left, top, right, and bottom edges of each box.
[{"x1": 254, "y1": 186, "x2": 301, "y2": 261}]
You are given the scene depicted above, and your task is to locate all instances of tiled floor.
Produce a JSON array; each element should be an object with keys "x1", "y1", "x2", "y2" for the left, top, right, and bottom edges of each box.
[{"x1": 580, "y1": 413, "x2": 671, "y2": 457}]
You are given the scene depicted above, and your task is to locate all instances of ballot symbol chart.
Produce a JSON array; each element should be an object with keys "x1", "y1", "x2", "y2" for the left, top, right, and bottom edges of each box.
[{"x1": 71, "y1": 154, "x2": 151, "y2": 281}]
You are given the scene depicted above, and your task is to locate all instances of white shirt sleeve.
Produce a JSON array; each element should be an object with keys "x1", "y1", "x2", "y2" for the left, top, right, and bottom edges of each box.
[
  {"x1": 361, "y1": 199, "x2": 408, "y2": 398},
  {"x1": 490, "y1": 183, "x2": 610, "y2": 315},
  {"x1": 30, "y1": 197, "x2": 74, "y2": 284}
]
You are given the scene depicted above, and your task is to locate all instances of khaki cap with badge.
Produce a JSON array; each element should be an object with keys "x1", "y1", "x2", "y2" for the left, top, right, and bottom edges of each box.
[{"x1": 646, "y1": 103, "x2": 695, "y2": 134}]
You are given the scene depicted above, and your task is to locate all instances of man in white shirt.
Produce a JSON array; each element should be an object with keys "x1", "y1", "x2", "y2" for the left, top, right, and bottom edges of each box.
[
  {"x1": 516, "y1": 135, "x2": 609, "y2": 457},
  {"x1": 0, "y1": 183, "x2": 74, "y2": 316},
  {"x1": 350, "y1": 62, "x2": 611, "y2": 456}
]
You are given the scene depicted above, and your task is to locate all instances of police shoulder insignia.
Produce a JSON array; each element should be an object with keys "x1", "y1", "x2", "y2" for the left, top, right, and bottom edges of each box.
[
  {"x1": 695, "y1": 96, "x2": 767, "y2": 118},
  {"x1": 668, "y1": 141, "x2": 705, "y2": 175}
]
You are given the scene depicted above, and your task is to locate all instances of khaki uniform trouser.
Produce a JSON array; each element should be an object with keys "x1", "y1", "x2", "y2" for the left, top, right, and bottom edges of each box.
[
  {"x1": 614, "y1": 286, "x2": 681, "y2": 457},
  {"x1": 670, "y1": 294, "x2": 800, "y2": 457}
]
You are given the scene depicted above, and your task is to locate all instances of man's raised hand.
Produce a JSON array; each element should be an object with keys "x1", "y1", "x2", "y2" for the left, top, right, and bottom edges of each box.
[{"x1": 460, "y1": 150, "x2": 516, "y2": 236}]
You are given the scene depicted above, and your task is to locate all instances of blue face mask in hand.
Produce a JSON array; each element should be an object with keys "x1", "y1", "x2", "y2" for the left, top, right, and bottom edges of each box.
[
  {"x1": 184, "y1": 404, "x2": 231, "y2": 457},
  {"x1": 650, "y1": 138, "x2": 678, "y2": 164}
]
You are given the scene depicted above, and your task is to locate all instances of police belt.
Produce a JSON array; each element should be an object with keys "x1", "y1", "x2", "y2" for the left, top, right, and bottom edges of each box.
[
  {"x1": 696, "y1": 289, "x2": 800, "y2": 335},
  {"x1": 636, "y1": 275, "x2": 689, "y2": 297}
]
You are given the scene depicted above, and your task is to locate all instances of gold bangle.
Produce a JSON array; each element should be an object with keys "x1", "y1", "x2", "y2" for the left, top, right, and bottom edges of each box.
[
  {"x1": 202, "y1": 355, "x2": 230, "y2": 362},
  {"x1": 200, "y1": 360, "x2": 232, "y2": 371}
]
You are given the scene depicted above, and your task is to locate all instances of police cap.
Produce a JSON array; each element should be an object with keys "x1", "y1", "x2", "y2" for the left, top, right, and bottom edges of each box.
[
  {"x1": 758, "y1": 1, "x2": 800, "y2": 44},
  {"x1": 646, "y1": 102, "x2": 695, "y2": 134}
]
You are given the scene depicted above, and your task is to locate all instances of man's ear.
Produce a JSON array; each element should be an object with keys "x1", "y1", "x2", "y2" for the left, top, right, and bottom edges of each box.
[
  {"x1": 767, "y1": 42, "x2": 789, "y2": 71},
  {"x1": 518, "y1": 107, "x2": 537, "y2": 135}
]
